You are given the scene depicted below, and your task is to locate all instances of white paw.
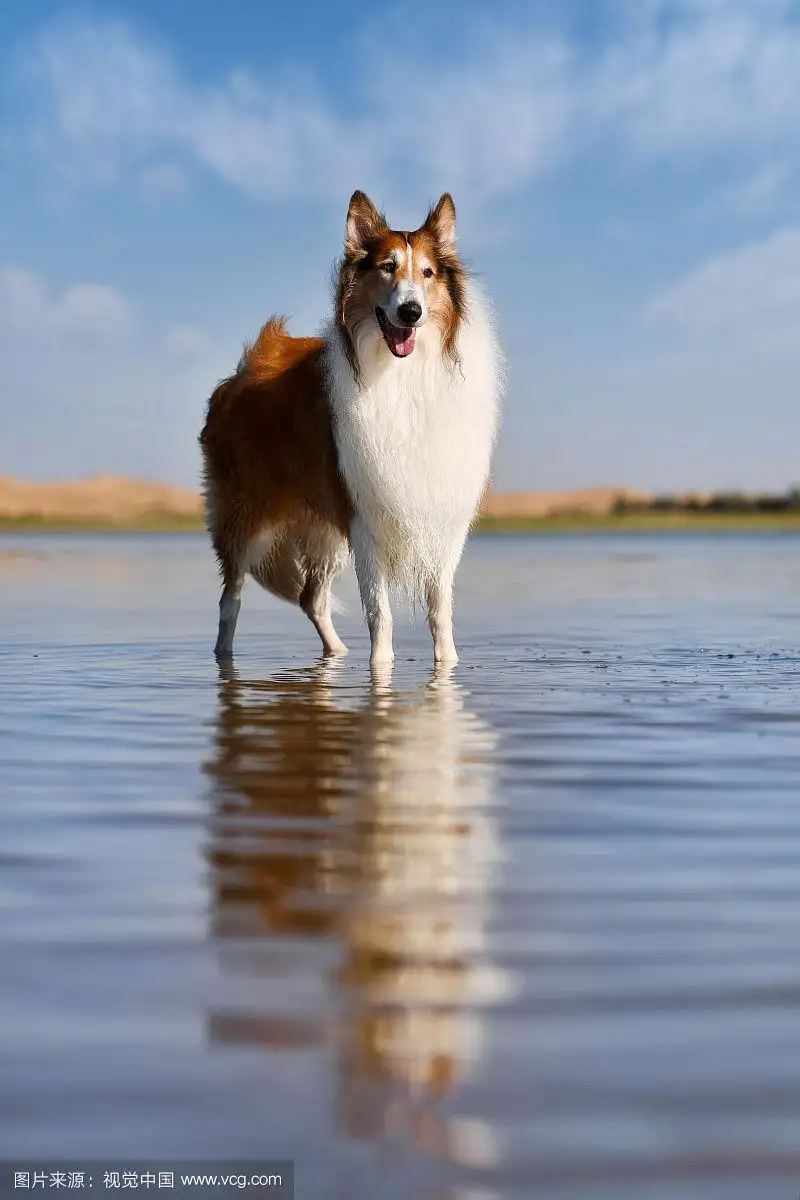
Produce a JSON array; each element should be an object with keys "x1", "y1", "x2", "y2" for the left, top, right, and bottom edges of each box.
[{"x1": 434, "y1": 646, "x2": 459, "y2": 664}]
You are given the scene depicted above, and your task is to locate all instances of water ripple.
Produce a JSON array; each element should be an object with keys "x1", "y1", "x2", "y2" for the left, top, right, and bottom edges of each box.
[{"x1": 1, "y1": 531, "x2": 799, "y2": 1198}]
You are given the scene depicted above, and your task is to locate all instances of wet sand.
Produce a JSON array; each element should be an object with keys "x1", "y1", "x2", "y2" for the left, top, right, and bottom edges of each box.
[{"x1": 1, "y1": 532, "x2": 799, "y2": 1199}]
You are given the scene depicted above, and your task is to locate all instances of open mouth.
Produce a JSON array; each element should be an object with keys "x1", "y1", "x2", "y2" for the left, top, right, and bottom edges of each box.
[{"x1": 375, "y1": 307, "x2": 417, "y2": 358}]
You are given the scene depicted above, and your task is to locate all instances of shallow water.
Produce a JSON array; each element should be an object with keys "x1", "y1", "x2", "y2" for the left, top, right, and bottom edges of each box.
[{"x1": 1, "y1": 531, "x2": 800, "y2": 1199}]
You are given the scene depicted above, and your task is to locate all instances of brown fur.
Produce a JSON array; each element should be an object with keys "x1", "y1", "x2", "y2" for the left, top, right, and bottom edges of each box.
[{"x1": 199, "y1": 317, "x2": 353, "y2": 602}]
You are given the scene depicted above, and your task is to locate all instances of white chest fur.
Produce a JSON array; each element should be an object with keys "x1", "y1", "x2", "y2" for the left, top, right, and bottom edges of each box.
[{"x1": 324, "y1": 284, "x2": 503, "y2": 587}]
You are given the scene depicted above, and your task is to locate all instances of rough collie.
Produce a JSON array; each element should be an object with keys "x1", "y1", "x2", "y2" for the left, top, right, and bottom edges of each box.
[{"x1": 199, "y1": 191, "x2": 503, "y2": 667}]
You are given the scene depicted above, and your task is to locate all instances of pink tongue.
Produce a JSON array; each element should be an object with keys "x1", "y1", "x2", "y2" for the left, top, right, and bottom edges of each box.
[{"x1": 386, "y1": 325, "x2": 416, "y2": 357}]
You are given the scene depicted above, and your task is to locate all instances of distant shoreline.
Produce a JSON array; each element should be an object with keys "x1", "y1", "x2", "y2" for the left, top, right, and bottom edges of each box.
[
  {"x1": 3, "y1": 513, "x2": 800, "y2": 534},
  {"x1": 2, "y1": 475, "x2": 799, "y2": 534}
]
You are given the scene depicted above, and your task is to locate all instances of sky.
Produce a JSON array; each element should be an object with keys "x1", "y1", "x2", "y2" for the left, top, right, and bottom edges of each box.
[{"x1": 1, "y1": 0, "x2": 800, "y2": 493}]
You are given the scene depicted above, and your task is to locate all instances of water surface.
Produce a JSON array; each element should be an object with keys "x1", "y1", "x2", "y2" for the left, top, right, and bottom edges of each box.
[{"x1": 1, "y1": 532, "x2": 799, "y2": 1199}]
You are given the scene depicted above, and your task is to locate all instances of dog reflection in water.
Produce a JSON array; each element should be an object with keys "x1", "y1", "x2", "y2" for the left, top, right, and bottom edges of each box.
[{"x1": 204, "y1": 660, "x2": 508, "y2": 1161}]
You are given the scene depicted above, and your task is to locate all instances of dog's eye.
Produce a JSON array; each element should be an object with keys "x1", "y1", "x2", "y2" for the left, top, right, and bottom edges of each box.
[
  {"x1": 422, "y1": 266, "x2": 434, "y2": 278},
  {"x1": 380, "y1": 261, "x2": 396, "y2": 274}
]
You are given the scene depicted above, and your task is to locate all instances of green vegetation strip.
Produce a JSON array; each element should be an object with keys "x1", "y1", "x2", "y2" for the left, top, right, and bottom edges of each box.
[
  {"x1": 0, "y1": 513, "x2": 206, "y2": 532},
  {"x1": 475, "y1": 512, "x2": 800, "y2": 533},
  {"x1": 3, "y1": 511, "x2": 800, "y2": 534}
]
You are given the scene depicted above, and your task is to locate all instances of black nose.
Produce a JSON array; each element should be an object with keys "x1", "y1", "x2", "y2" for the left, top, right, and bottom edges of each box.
[{"x1": 396, "y1": 300, "x2": 422, "y2": 325}]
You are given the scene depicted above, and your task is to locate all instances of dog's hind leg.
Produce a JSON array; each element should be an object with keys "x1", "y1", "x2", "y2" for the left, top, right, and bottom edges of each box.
[
  {"x1": 299, "y1": 525, "x2": 348, "y2": 657},
  {"x1": 300, "y1": 570, "x2": 347, "y2": 657},
  {"x1": 212, "y1": 518, "x2": 277, "y2": 661},
  {"x1": 215, "y1": 553, "x2": 246, "y2": 661},
  {"x1": 204, "y1": 483, "x2": 253, "y2": 661}
]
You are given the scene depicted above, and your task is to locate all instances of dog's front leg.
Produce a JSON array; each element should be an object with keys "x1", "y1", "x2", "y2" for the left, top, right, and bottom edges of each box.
[
  {"x1": 427, "y1": 572, "x2": 458, "y2": 664},
  {"x1": 351, "y1": 518, "x2": 394, "y2": 665}
]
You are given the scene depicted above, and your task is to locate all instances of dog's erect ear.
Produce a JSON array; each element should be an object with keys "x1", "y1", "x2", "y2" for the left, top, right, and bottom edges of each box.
[
  {"x1": 345, "y1": 191, "x2": 387, "y2": 258},
  {"x1": 424, "y1": 193, "x2": 457, "y2": 249}
]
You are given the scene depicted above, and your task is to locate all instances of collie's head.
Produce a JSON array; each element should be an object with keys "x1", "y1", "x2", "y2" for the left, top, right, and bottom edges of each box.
[{"x1": 334, "y1": 191, "x2": 468, "y2": 381}]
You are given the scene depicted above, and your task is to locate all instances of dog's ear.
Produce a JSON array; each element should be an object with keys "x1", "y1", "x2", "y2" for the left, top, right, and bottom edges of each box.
[
  {"x1": 345, "y1": 191, "x2": 387, "y2": 259},
  {"x1": 424, "y1": 193, "x2": 457, "y2": 249}
]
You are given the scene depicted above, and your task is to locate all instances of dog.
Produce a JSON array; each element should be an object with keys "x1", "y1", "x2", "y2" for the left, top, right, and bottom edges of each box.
[{"x1": 199, "y1": 191, "x2": 503, "y2": 668}]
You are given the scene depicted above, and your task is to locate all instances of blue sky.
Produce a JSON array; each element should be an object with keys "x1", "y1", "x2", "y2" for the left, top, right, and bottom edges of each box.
[{"x1": 2, "y1": 0, "x2": 800, "y2": 492}]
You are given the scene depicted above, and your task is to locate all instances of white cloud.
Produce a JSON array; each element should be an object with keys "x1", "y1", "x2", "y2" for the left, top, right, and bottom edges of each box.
[
  {"x1": 20, "y1": 20, "x2": 370, "y2": 200},
  {"x1": 594, "y1": 0, "x2": 800, "y2": 159},
  {"x1": 12, "y1": 4, "x2": 800, "y2": 206},
  {"x1": 376, "y1": 33, "x2": 579, "y2": 199},
  {"x1": 0, "y1": 265, "x2": 229, "y2": 485},
  {"x1": 9, "y1": 18, "x2": 581, "y2": 201},
  {"x1": 0, "y1": 267, "x2": 135, "y2": 342},
  {"x1": 646, "y1": 226, "x2": 800, "y2": 352}
]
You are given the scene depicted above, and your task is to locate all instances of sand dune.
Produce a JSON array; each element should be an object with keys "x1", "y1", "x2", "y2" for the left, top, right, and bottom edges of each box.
[
  {"x1": 479, "y1": 486, "x2": 651, "y2": 519},
  {"x1": 0, "y1": 474, "x2": 654, "y2": 523},
  {"x1": 0, "y1": 475, "x2": 203, "y2": 521}
]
